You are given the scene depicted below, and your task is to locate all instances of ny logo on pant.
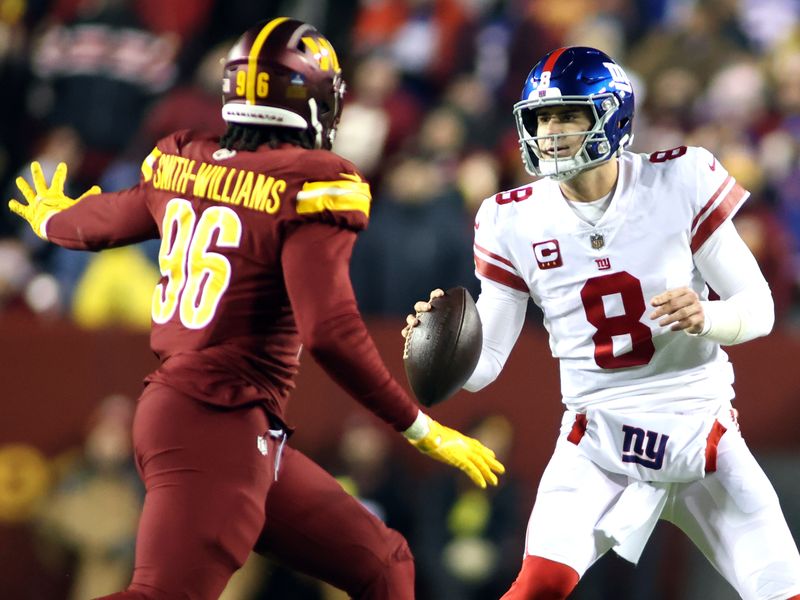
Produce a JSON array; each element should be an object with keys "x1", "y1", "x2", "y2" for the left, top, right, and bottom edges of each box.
[{"x1": 621, "y1": 425, "x2": 669, "y2": 470}]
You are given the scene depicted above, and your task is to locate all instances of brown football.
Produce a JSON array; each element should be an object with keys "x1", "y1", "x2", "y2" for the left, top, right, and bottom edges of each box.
[{"x1": 403, "y1": 287, "x2": 483, "y2": 407}]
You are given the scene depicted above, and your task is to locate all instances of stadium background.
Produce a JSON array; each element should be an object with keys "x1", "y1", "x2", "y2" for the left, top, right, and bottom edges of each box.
[{"x1": 1, "y1": 0, "x2": 799, "y2": 598}]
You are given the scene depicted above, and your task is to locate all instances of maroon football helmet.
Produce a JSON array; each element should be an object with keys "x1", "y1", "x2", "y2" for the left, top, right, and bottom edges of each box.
[{"x1": 221, "y1": 17, "x2": 345, "y2": 149}]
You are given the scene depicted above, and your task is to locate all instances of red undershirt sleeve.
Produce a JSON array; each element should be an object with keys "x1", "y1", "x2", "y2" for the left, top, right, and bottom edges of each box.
[{"x1": 281, "y1": 221, "x2": 419, "y2": 431}]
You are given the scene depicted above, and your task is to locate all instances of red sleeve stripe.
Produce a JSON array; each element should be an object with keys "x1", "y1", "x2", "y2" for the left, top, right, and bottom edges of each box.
[
  {"x1": 690, "y1": 183, "x2": 749, "y2": 253},
  {"x1": 474, "y1": 255, "x2": 529, "y2": 292},
  {"x1": 692, "y1": 175, "x2": 732, "y2": 231},
  {"x1": 474, "y1": 242, "x2": 516, "y2": 270}
]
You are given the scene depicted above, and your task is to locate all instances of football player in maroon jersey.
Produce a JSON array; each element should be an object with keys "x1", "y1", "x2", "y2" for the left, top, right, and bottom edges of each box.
[{"x1": 9, "y1": 17, "x2": 504, "y2": 600}]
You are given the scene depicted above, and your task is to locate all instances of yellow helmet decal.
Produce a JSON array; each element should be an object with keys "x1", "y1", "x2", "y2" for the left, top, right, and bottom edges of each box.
[
  {"x1": 246, "y1": 17, "x2": 289, "y2": 105},
  {"x1": 301, "y1": 35, "x2": 341, "y2": 73}
]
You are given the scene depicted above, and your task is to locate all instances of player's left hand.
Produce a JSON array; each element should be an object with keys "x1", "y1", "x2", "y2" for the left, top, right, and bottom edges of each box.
[
  {"x1": 8, "y1": 161, "x2": 101, "y2": 239},
  {"x1": 408, "y1": 414, "x2": 506, "y2": 488},
  {"x1": 649, "y1": 286, "x2": 705, "y2": 333}
]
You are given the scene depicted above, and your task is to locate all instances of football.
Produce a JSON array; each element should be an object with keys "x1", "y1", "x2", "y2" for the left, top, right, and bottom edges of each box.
[{"x1": 403, "y1": 286, "x2": 483, "y2": 407}]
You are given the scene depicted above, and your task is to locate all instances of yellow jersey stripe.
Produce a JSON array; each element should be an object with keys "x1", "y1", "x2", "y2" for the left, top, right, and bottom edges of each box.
[
  {"x1": 296, "y1": 191, "x2": 371, "y2": 216},
  {"x1": 297, "y1": 186, "x2": 370, "y2": 200},
  {"x1": 247, "y1": 17, "x2": 288, "y2": 105},
  {"x1": 141, "y1": 147, "x2": 163, "y2": 182},
  {"x1": 300, "y1": 179, "x2": 370, "y2": 195}
]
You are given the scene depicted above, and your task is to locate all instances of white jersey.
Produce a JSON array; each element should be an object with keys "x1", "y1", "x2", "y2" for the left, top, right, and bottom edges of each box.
[{"x1": 472, "y1": 146, "x2": 750, "y2": 412}]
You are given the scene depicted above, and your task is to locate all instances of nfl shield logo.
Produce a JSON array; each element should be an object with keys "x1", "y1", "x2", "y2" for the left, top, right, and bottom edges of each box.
[{"x1": 590, "y1": 234, "x2": 605, "y2": 249}]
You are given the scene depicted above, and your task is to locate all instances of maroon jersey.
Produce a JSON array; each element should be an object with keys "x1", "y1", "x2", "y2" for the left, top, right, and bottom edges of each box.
[{"x1": 46, "y1": 130, "x2": 419, "y2": 430}]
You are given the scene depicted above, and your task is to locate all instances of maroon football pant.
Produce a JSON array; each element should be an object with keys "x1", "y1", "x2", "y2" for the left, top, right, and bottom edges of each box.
[{"x1": 96, "y1": 383, "x2": 414, "y2": 600}]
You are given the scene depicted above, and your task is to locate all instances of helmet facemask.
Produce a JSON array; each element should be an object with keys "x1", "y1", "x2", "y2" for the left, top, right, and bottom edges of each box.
[
  {"x1": 514, "y1": 93, "x2": 626, "y2": 181},
  {"x1": 308, "y1": 73, "x2": 345, "y2": 149}
]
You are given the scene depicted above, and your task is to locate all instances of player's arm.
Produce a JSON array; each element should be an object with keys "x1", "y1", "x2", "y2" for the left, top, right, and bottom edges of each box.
[
  {"x1": 465, "y1": 196, "x2": 529, "y2": 389},
  {"x1": 650, "y1": 147, "x2": 772, "y2": 344},
  {"x1": 283, "y1": 221, "x2": 504, "y2": 487},
  {"x1": 650, "y1": 220, "x2": 773, "y2": 344},
  {"x1": 693, "y1": 219, "x2": 773, "y2": 343},
  {"x1": 9, "y1": 161, "x2": 158, "y2": 249},
  {"x1": 45, "y1": 185, "x2": 159, "y2": 250},
  {"x1": 466, "y1": 280, "x2": 527, "y2": 390}
]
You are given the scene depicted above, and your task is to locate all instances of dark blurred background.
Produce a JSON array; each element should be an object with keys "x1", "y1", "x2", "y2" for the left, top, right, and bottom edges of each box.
[{"x1": 1, "y1": 0, "x2": 799, "y2": 598}]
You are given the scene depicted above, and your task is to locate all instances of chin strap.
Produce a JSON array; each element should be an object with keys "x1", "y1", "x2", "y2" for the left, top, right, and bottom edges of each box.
[{"x1": 307, "y1": 98, "x2": 324, "y2": 149}]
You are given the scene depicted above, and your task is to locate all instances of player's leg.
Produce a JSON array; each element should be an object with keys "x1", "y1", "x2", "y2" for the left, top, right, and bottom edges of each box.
[
  {"x1": 500, "y1": 429, "x2": 629, "y2": 599},
  {"x1": 96, "y1": 383, "x2": 276, "y2": 600},
  {"x1": 666, "y1": 422, "x2": 800, "y2": 600},
  {"x1": 500, "y1": 556, "x2": 580, "y2": 600},
  {"x1": 254, "y1": 445, "x2": 414, "y2": 600}
]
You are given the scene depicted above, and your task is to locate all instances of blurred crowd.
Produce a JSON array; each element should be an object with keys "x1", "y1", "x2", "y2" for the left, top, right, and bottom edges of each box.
[{"x1": 0, "y1": 0, "x2": 799, "y2": 327}]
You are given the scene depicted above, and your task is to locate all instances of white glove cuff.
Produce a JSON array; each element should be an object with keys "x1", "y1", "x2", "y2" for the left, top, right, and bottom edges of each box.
[
  {"x1": 38, "y1": 210, "x2": 59, "y2": 240},
  {"x1": 402, "y1": 410, "x2": 430, "y2": 441}
]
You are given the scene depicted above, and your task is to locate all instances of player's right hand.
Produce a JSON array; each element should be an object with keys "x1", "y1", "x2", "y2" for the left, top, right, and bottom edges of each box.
[
  {"x1": 649, "y1": 286, "x2": 705, "y2": 334},
  {"x1": 406, "y1": 413, "x2": 505, "y2": 488},
  {"x1": 8, "y1": 161, "x2": 101, "y2": 239},
  {"x1": 401, "y1": 288, "x2": 444, "y2": 339}
]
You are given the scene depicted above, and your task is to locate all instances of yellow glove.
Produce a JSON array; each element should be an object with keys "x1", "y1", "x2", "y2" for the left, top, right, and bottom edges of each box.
[
  {"x1": 8, "y1": 161, "x2": 101, "y2": 239},
  {"x1": 405, "y1": 412, "x2": 506, "y2": 488}
]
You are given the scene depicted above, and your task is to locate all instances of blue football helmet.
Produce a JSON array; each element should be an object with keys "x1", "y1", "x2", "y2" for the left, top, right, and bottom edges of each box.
[{"x1": 513, "y1": 46, "x2": 635, "y2": 181}]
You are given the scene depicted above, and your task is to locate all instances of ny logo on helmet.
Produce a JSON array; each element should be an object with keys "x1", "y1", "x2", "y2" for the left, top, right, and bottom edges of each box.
[{"x1": 603, "y1": 62, "x2": 632, "y2": 93}]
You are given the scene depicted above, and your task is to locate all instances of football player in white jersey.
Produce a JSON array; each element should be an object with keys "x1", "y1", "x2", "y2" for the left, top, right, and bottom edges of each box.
[{"x1": 404, "y1": 46, "x2": 800, "y2": 599}]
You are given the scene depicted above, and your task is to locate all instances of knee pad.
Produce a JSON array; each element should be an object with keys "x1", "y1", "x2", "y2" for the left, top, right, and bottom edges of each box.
[{"x1": 501, "y1": 555, "x2": 580, "y2": 600}]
